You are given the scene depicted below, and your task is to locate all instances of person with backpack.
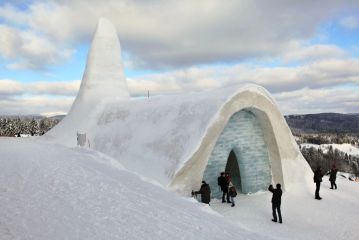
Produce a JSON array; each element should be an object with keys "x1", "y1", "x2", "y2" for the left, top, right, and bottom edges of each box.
[
  {"x1": 228, "y1": 182, "x2": 237, "y2": 207},
  {"x1": 195, "y1": 181, "x2": 211, "y2": 204},
  {"x1": 329, "y1": 165, "x2": 338, "y2": 190},
  {"x1": 268, "y1": 184, "x2": 282, "y2": 224},
  {"x1": 217, "y1": 172, "x2": 230, "y2": 203},
  {"x1": 314, "y1": 166, "x2": 323, "y2": 200}
]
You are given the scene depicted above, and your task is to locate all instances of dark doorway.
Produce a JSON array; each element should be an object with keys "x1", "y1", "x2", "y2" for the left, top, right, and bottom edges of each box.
[{"x1": 225, "y1": 150, "x2": 242, "y2": 192}]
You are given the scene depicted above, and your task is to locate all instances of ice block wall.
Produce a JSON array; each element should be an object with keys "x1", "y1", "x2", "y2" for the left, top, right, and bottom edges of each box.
[{"x1": 203, "y1": 110, "x2": 272, "y2": 198}]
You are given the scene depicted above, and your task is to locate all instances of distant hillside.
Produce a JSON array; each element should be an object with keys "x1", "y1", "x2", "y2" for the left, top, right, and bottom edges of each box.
[
  {"x1": 48, "y1": 115, "x2": 66, "y2": 121},
  {"x1": 285, "y1": 113, "x2": 359, "y2": 135}
]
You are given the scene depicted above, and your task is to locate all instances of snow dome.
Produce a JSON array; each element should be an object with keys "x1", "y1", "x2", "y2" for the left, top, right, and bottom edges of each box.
[{"x1": 48, "y1": 18, "x2": 313, "y2": 198}]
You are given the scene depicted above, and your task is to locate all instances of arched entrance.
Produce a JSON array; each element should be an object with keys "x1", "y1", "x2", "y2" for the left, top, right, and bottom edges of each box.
[
  {"x1": 202, "y1": 109, "x2": 272, "y2": 198},
  {"x1": 225, "y1": 150, "x2": 241, "y2": 192}
]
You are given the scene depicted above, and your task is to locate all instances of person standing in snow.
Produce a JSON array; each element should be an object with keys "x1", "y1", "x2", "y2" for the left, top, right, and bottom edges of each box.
[
  {"x1": 228, "y1": 182, "x2": 237, "y2": 207},
  {"x1": 329, "y1": 165, "x2": 338, "y2": 190},
  {"x1": 268, "y1": 184, "x2": 282, "y2": 224},
  {"x1": 314, "y1": 166, "x2": 323, "y2": 200},
  {"x1": 218, "y1": 172, "x2": 230, "y2": 203},
  {"x1": 195, "y1": 181, "x2": 211, "y2": 204}
]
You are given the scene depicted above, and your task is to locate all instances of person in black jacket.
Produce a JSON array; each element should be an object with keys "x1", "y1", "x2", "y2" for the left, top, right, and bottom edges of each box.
[
  {"x1": 195, "y1": 181, "x2": 211, "y2": 204},
  {"x1": 329, "y1": 165, "x2": 338, "y2": 190},
  {"x1": 217, "y1": 172, "x2": 230, "y2": 203},
  {"x1": 314, "y1": 166, "x2": 323, "y2": 200},
  {"x1": 268, "y1": 184, "x2": 282, "y2": 224}
]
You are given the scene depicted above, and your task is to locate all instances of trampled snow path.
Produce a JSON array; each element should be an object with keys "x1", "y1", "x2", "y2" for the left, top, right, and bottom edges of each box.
[
  {"x1": 1, "y1": 138, "x2": 358, "y2": 240},
  {"x1": 211, "y1": 175, "x2": 359, "y2": 240}
]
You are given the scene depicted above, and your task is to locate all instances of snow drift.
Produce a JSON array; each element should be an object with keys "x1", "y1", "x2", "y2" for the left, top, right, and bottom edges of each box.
[{"x1": 0, "y1": 138, "x2": 263, "y2": 240}]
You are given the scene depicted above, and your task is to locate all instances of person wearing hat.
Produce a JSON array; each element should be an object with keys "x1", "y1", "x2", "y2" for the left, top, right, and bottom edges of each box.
[
  {"x1": 329, "y1": 165, "x2": 338, "y2": 189},
  {"x1": 195, "y1": 181, "x2": 211, "y2": 204}
]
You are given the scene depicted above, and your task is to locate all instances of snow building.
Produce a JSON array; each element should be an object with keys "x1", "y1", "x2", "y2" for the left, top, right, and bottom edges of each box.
[{"x1": 48, "y1": 18, "x2": 313, "y2": 198}]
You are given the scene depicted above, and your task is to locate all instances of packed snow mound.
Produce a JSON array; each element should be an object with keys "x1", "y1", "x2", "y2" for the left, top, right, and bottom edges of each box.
[
  {"x1": 47, "y1": 84, "x2": 313, "y2": 193},
  {"x1": 1, "y1": 138, "x2": 359, "y2": 240},
  {"x1": 0, "y1": 138, "x2": 264, "y2": 240}
]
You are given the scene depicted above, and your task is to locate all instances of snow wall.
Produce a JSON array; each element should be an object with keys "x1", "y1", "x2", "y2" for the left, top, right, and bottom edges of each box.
[
  {"x1": 46, "y1": 18, "x2": 313, "y2": 197},
  {"x1": 48, "y1": 85, "x2": 313, "y2": 196}
]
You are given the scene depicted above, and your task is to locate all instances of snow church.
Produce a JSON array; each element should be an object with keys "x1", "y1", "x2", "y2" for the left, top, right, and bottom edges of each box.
[{"x1": 48, "y1": 18, "x2": 312, "y2": 198}]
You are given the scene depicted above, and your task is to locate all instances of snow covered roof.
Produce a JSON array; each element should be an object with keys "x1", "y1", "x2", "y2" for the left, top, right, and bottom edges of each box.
[{"x1": 48, "y1": 84, "x2": 312, "y2": 194}]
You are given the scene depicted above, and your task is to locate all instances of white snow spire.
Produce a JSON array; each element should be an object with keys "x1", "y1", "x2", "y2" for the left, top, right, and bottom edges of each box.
[{"x1": 68, "y1": 17, "x2": 129, "y2": 115}]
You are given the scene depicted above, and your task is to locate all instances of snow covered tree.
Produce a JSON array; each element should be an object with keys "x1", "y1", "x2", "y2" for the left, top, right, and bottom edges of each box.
[{"x1": 29, "y1": 118, "x2": 39, "y2": 136}]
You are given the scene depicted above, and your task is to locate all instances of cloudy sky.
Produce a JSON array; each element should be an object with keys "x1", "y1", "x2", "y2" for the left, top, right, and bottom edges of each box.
[{"x1": 0, "y1": 0, "x2": 359, "y2": 116}]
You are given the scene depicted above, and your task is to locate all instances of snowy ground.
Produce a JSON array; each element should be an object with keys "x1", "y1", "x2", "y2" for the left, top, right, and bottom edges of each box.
[
  {"x1": 1, "y1": 137, "x2": 358, "y2": 240},
  {"x1": 212, "y1": 175, "x2": 359, "y2": 240}
]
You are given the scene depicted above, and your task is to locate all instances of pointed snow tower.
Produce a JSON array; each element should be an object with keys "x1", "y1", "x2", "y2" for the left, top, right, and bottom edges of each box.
[
  {"x1": 69, "y1": 17, "x2": 129, "y2": 116},
  {"x1": 47, "y1": 18, "x2": 129, "y2": 144}
]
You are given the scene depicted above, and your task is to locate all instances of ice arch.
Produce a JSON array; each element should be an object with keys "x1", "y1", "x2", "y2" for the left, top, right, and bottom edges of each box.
[
  {"x1": 169, "y1": 89, "x2": 288, "y2": 196},
  {"x1": 202, "y1": 110, "x2": 272, "y2": 198}
]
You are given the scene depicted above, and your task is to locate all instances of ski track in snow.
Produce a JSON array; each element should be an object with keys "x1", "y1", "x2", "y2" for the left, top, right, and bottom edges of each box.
[{"x1": 1, "y1": 138, "x2": 359, "y2": 240}]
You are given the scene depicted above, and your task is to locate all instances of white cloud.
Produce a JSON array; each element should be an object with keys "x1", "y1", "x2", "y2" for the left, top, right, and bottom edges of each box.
[
  {"x1": 282, "y1": 44, "x2": 346, "y2": 63},
  {"x1": 0, "y1": 79, "x2": 80, "y2": 98},
  {"x1": 0, "y1": 79, "x2": 78, "y2": 115},
  {"x1": 0, "y1": 24, "x2": 74, "y2": 70},
  {"x1": 0, "y1": 1, "x2": 358, "y2": 114},
  {"x1": 274, "y1": 88, "x2": 359, "y2": 114},
  {"x1": 0, "y1": 3, "x2": 30, "y2": 26},
  {"x1": 340, "y1": 16, "x2": 358, "y2": 29},
  {"x1": 0, "y1": 96, "x2": 74, "y2": 116},
  {"x1": 127, "y1": 58, "x2": 359, "y2": 96},
  {"x1": 1, "y1": 0, "x2": 359, "y2": 69},
  {"x1": 1, "y1": 55, "x2": 359, "y2": 115}
]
